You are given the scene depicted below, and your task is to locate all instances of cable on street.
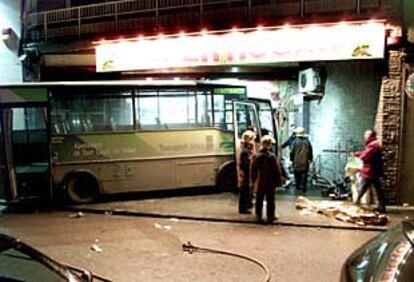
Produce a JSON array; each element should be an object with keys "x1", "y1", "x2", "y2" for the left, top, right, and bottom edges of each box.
[{"x1": 182, "y1": 241, "x2": 271, "y2": 282}]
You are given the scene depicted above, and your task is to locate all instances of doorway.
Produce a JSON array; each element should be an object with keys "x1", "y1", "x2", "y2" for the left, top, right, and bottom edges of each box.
[{"x1": 0, "y1": 105, "x2": 50, "y2": 202}]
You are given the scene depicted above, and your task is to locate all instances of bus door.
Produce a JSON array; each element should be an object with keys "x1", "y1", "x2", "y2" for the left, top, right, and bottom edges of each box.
[
  {"x1": 248, "y1": 98, "x2": 278, "y2": 151},
  {"x1": 0, "y1": 105, "x2": 50, "y2": 202},
  {"x1": 0, "y1": 109, "x2": 13, "y2": 202},
  {"x1": 233, "y1": 101, "x2": 261, "y2": 188}
]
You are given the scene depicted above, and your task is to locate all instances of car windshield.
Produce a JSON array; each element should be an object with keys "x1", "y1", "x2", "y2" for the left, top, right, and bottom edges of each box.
[{"x1": 0, "y1": 245, "x2": 77, "y2": 282}]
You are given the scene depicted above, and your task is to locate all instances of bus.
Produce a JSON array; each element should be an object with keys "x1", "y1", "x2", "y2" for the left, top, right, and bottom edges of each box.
[{"x1": 0, "y1": 80, "x2": 277, "y2": 204}]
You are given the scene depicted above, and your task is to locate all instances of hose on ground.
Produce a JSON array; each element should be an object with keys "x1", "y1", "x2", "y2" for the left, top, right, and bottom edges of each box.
[{"x1": 182, "y1": 241, "x2": 271, "y2": 282}]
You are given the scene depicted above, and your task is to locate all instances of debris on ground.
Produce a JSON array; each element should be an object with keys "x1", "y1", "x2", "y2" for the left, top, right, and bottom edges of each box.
[
  {"x1": 299, "y1": 210, "x2": 313, "y2": 216},
  {"x1": 145, "y1": 199, "x2": 157, "y2": 203},
  {"x1": 69, "y1": 211, "x2": 84, "y2": 218},
  {"x1": 295, "y1": 196, "x2": 388, "y2": 226},
  {"x1": 104, "y1": 210, "x2": 113, "y2": 215},
  {"x1": 154, "y1": 223, "x2": 172, "y2": 231},
  {"x1": 91, "y1": 239, "x2": 103, "y2": 253},
  {"x1": 169, "y1": 218, "x2": 179, "y2": 222},
  {"x1": 403, "y1": 203, "x2": 410, "y2": 207}
]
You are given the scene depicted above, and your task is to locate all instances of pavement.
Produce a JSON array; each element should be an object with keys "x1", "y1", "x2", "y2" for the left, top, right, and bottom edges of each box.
[
  {"x1": 0, "y1": 211, "x2": 378, "y2": 282},
  {"x1": 63, "y1": 187, "x2": 414, "y2": 232}
]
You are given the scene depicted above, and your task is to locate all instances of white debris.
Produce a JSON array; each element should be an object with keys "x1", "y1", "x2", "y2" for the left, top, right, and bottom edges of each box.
[
  {"x1": 91, "y1": 239, "x2": 103, "y2": 253},
  {"x1": 154, "y1": 223, "x2": 172, "y2": 230},
  {"x1": 104, "y1": 210, "x2": 113, "y2": 215},
  {"x1": 299, "y1": 210, "x2": 312, "y2": 216},
  {"x1": 169, "y1": 218, "x2": 179, "y2": 222},
  {"x1": 403, "y1": 203, "x2": 410, "y2": 207},
  {"x1": 69, "y1": 212, "x2": 84, "y2": 218}
]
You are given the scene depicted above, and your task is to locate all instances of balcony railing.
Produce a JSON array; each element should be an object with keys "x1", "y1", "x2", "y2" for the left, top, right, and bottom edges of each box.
[{"x1": 24, "y1": 0, "x2": 401, "y2": 42}]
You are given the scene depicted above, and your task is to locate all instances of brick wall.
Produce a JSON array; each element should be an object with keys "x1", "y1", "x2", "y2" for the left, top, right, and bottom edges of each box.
[{"x1": 308, "y1": 61, "x2": 383, "y2": 182}]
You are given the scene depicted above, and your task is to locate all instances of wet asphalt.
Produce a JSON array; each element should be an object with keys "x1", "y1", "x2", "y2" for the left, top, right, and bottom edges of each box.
[
  {"x1": 0, "y1": 211, "x2": 377, "y2": 282},
  {"x1": 1, "y1": 189, "x2": 412, "y2": 281}
]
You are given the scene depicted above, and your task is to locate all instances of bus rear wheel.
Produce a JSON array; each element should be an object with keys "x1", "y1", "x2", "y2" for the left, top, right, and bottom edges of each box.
[
  {"x1": 216, "y1": 161, "x2": 237, "y2": 193},
  {"x1": 65, "y1": 174, "x2": 99, "y2": 204}
]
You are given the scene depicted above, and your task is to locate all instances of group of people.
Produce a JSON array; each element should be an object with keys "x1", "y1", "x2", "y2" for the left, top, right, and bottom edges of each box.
[
  {"x1": 238, "y1": 126, "x2": 314, "y2": 224},
  {"x1": 237, "y1": 126, "x2": 386, "y2": 224},
  {"x1": 238, "y1": 131, "x2": 282, "y2": 224},
  {"x1": 281, "y1": 127, "x2": 386, "y2": 213}
]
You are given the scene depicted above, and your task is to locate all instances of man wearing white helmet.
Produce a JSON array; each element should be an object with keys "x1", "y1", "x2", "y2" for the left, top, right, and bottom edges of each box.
[{"x1": 290, "y1": 127, "x2": 313, "y2": 193}]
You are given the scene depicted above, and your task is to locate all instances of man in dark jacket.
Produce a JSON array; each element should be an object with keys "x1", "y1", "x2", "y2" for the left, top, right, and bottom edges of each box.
[
  {"x1": 290, "y1": 127, "x2": 313, "y2": 193},
  {"x1": 354, "y1": 129, "x2": 386, "y2": 213},
  {"x1": 251, "y1": 136, "x2": 283, "y2": 224}
]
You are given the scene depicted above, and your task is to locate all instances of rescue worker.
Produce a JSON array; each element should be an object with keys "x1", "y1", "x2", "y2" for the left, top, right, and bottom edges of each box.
[
  {"x1": 238, "y1": 130, "x2": 256, "y2": 214},
  {"x1": 251, "y1": 135, "x2": 283, "y2": 224},
  {"x1": 290, "y1": 127, "x2": 313, "y2": 193},
  {"x1": 353, "y1": 129, "x2": 386, "y2": 213}
]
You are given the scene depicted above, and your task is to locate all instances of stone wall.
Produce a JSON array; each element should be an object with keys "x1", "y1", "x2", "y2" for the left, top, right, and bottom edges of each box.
[{"x1": 376, "y1": 51, "x2": 406, "y2": 204}]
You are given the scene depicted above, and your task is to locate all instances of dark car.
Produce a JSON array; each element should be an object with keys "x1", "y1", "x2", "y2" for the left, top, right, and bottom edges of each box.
[
  {"x1": 0, "y1": 233, "x2": 111, "y2": 282},
  {"x1": 341, "y1": 220, "x2": 414, "y2": 282}
]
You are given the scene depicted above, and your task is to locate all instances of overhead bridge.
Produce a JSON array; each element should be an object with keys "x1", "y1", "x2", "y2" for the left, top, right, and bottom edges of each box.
[{"x1": 24, "y1": 0, "x2": 402, "y2": 42}]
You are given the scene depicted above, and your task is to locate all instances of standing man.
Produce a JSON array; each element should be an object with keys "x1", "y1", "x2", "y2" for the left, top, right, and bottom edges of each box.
[
  {"x1": 290, "y1": 127, "x2": 313, "y2": 193},
  {"x1": 251, "y1": 135, "x2": 283, "y2": 224},
  {"x1": 238, "y1": 130, "x2": 256, "y2": 214},
  {"x1": 354, "y1": 129, "x2": 386, "y2": 213}
]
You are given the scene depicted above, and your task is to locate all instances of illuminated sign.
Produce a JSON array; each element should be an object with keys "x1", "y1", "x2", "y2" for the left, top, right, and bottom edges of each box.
[{"x1": 95, "y1": 21, "x2": 386, "y2": 72}]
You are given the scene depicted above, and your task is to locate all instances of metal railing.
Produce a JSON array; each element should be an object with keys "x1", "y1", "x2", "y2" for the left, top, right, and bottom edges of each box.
[{"x1": 24, "y1": 0, "x2": 400, "y2": 42}]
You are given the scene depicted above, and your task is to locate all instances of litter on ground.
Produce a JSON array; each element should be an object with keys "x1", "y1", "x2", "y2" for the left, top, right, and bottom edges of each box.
[
  {"x1": 69, "y1": 212, "x2": 84, "y2": 218},
  {"x1": 295, "y1": 196, "x2": 388, "y2": 226}
]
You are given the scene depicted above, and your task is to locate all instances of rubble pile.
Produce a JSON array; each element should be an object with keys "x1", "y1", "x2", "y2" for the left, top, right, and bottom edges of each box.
[{"x1": 295, "y1": 196, "x2": 389, "y2": 226}]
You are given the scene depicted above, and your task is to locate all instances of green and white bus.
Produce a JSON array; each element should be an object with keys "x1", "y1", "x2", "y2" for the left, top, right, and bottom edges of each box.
[{"x1": 0, "y1": 81, "x2": 277, "y2": 204}]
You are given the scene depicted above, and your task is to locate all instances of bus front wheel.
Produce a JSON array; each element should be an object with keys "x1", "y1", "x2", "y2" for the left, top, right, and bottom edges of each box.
[
  {"x1": 65, "y1": 173, "x2": 99, "y2": 204},
  {"x1": 216, "y1": 161, "x2": 237, "y2": 193}
]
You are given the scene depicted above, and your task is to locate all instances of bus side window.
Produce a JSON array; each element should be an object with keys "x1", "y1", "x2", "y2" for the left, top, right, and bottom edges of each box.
[
  {"x1": 136, "y1": 119, "x2": 142, "y2": 130},
  {"x1": 109, "y1": 117, "x2": 116, "y2": 131},
  {"x1": 219, "y1": 117, "x2": 227, "y2": 130},
  {"x1": 51, "y1": 112, "x2": 69, "y2": 135},
  {"x1": 84, "y1": 118, "x2": 93, "y2": 132}
]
